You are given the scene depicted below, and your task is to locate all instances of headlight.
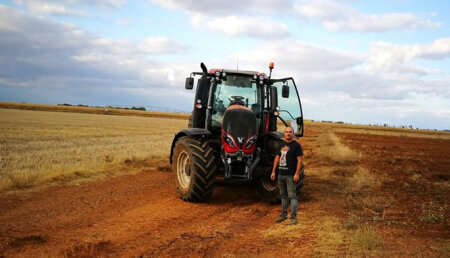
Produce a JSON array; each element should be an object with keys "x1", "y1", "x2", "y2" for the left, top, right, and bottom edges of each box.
[
  {"x1": 259, "y1": 75, "x2": 264, "y2": 80},
  {"x1": 223, "y1": 133, "x2": 236, "y2": 148},
  {"x1": 244, "y1": 135, "x2": 257, "y2": 149},
  {"x1": 215, "y1": 71, "x2": 221, "y2": 77}
]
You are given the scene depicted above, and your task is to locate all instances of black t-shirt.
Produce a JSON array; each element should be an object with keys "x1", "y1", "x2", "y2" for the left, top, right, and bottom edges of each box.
[{"x1": 277, "y1": 140, "x2": 303, "y2": 176}]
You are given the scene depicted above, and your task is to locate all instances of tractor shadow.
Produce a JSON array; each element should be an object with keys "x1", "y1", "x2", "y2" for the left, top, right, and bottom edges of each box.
[
  {"x1": 205, "y1": 178, "x2": 317, "y2": 206},
  {"x1": 208, "y1": 180, "x2": 263, "y2": 206}
]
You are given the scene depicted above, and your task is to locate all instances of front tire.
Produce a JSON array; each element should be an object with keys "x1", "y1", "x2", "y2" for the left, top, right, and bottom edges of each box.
[{"x1": 172, "y1": 136, "x2": 216, "y2": 202}]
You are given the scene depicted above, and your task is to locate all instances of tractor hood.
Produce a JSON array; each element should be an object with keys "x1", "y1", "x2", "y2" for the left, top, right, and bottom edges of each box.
[{"x1": 222, "y1": 105, "x2": 257, "y2": 154}]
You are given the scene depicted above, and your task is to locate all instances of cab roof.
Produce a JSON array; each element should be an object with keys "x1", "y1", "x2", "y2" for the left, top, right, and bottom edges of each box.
[{"x1": 209, "y1": 68, "x2": 267, "y2": 77}]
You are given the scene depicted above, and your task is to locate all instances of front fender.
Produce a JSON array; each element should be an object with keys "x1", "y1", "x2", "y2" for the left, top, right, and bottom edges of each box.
[{"x1": 169, "y1": 128, "x2": 211, "y2": 164}]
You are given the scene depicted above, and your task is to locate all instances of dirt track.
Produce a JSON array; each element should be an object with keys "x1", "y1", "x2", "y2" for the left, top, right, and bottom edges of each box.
[
  {"x1": 0, "y1": 125, "x2": 449, "y2": 257},
  {"x1": 0, "y1": 168, "x2": 322, "y2": 257}
]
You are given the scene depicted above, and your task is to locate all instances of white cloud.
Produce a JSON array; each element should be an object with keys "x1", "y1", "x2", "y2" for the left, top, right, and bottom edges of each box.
[
  {"x1": 23, "y1": 1, "x2": 86, "y2": 15},
  {"x1": 220, "y1": 38, "x2": 450, "y2": 129},
  {"x1": 14, "y1": 0, "x2": 126, "y2": 15},
  {"x1": 68, "y1": 0, "x2": 126, "y2": 8},
  {"x1": 138, "y1": 37, "x2": 186, "y2": 54},
  {"x1": 0, "y1": 4, "x2": 193, "y2": 110},
  {"x1": 151, "y1": 0, "x2": 291, "y2": 39},
  {"x1": 227, "y1": 39, "x2": 363, "y2": 72},
  {"x1": 295, "y1": 0, "x2": 440, "y2": 32},
  {"x1": 1, "y1": 3, "x2": 449, "y2": 129},
  {"x1": 191, "y1": 15, "x2": 288, "y2": 39},
  {"x1": 368, "y1": 38, "x2": 450, "y2": 74},
  {"x1": 0, "y1": 5, "x2": 187, "y2": 89},
  {"x1": 15, "y1": 0, "x2": 126, "y2": 8},
  {"x1": 71, "y1": 36, "x2": 186, "y2": 68},
  {"x1": 139, "y1": 66, "x2": 189, "y2": 87},
  {"x1": 150, "y1": 0, "x2": 292, "y2": 15}
]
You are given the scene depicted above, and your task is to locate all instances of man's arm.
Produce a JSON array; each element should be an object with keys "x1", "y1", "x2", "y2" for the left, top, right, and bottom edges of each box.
[
  {"x1": 271, "y1": 155, "x2": 280, "y2": 181},
  {"x1": 293, "y1": 155, "x2": 303, "y2": 182}
]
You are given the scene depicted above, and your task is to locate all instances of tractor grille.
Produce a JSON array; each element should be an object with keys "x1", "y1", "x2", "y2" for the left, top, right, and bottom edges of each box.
[{"x1": 230, "y1": 161, "x2": 247, "y2": 176}]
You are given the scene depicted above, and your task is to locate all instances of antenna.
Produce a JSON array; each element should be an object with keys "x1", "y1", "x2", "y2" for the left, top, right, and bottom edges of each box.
[{"x1": 237, "y1": 56, "x2": 239, "y2": 70}]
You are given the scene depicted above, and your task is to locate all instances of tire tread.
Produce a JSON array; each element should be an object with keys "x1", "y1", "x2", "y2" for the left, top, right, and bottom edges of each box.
[{"x1": 173, "y1": 136, "x2": 216, "y2": 202}]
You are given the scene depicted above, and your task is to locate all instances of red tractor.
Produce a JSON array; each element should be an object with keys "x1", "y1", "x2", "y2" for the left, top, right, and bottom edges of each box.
[{"x1": 170, "y1": 62, "x2": 305, "y2": 202}]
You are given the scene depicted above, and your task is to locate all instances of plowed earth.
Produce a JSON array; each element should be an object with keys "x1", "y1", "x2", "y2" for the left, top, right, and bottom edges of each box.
[{"x1": 0, "y1": 124, "x2": 449, "y2": 257}]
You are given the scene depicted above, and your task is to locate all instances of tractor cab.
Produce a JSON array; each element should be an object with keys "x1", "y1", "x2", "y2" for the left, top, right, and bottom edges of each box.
[
  {"x1": 210, "y1": 71, "x2": 263, "y2": 134},
  {"x1": 170, "y1": 62, "x2": 305, "y2": 202}
]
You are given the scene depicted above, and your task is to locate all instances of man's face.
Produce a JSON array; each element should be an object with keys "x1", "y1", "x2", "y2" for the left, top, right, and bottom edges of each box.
[{"x1": 284, "y1": 127, "x2": 294, "y2": 141}]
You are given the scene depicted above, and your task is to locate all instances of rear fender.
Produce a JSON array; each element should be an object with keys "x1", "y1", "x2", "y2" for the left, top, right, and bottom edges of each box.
[
  {"x1": 169, "y1": 128, "x2": 212, "y2": 164},
  {"x1": 255, "y1": 132, "x2": 284, "y2": 176},
  {"x1": 258, "y1": 132, "x2": 283, "y2": 150}
]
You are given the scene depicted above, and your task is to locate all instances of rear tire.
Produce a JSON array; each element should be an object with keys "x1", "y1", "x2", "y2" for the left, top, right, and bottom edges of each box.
[
  {"x1": 258, "y1": 165, "x2": 305, "y2": 201},
  {"x1": 172, "y1": 136, "x2": 216, "y2": 202}
]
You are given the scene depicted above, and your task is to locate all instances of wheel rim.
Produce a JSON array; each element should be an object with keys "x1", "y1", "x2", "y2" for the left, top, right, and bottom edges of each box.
[
  {"x1": 260, "y1": 177, "x2": 278, "y2": 191},
  {"x1": 176, "y1": 151, "x2": 191, "y2": 190}
]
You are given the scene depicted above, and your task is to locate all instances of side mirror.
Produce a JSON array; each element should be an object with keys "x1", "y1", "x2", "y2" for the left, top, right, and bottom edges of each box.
[
  {"x1": 185, "y1": 77, "x2": 194, "y2": 90},
  {"x1": 270, "y1": 86, "x2": 278, "y2": 112},
  {"x1": 295, "y1": 116, "x2": 304, "y2": 137},
  {"x1": 282, "y1": 84, "x2": 289, "y2": 98}
]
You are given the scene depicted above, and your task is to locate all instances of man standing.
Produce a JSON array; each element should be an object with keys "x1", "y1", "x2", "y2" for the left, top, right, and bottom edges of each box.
[{"x1": 271, "y1": 126, "x2": 303, "y2": 225}]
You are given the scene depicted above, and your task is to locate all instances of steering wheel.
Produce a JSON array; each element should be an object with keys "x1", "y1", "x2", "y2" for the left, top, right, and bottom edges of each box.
[{"x1": 228, "y1": 95, "x2": 245, "y2": 106}]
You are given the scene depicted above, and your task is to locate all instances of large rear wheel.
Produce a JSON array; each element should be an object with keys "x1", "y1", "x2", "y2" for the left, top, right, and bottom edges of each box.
[{"x1": 172, "y1": 136, "x2": 216, "y2": 202}]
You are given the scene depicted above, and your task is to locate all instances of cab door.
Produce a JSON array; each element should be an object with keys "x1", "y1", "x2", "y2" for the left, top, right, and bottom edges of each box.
[{"x1": 272, "y1": 78, "x2": 304, "y2": 137}]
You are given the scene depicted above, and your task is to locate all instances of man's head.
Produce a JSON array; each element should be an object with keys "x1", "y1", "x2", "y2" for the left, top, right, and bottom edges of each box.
[{"x1": 284, "y1": 126, "x2": 294, "y2": 142}]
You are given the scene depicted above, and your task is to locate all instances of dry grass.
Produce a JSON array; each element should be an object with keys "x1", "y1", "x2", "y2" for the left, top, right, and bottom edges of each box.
[
  {"x1": 261, "y1": 219, "x2": 309, "y2": 239},
  {"x1": 324, "y1": 132, "x2": 360, "y2": 164},
  {"x1": 351, "y1": 225, "x2": 383, "y2": 253},
  {"x1": 313, "y1": 217, "x2": 345, "y2": 257},
  {"x1": 420, "y1": 201, "x2": 446, "y2": 223},
  {"x1": 308, "y1": 131, "x2": 359, "y2": 167},
  {"x1": 0, "y1": 108, "x2": 187, "y2": 192},
  {"x1": 346, "y1": 167, "x2": 383, "y2": 191}
]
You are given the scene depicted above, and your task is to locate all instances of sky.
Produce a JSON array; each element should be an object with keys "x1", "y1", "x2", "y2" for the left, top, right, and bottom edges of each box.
[{"x1": 0, "y1": 0, "x2": 449, "y2": 129}]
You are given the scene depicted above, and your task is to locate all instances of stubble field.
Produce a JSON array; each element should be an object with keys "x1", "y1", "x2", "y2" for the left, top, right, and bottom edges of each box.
[
  {"x1": 0, "y1": 106, "x2": 449, "y2": 257},
  {"x1": 0, "y1": 108, "x2": 186, "y2": 192}
]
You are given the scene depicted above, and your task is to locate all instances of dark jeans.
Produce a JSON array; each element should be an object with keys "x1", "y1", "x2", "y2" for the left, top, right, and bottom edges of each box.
[{"x1": 278, "y1": 175, "x2": 298, "y2": 219}]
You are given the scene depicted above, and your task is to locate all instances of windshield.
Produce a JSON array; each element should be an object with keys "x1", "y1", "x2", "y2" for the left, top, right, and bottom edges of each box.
[{"x1": 211, "y1": 75, "x2": 262, "y2": 130}]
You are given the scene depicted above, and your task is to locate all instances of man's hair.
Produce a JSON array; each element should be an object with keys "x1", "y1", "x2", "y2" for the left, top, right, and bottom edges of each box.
[{"x1": 284, "y1": 126, "x2": 294, "y2": 132}]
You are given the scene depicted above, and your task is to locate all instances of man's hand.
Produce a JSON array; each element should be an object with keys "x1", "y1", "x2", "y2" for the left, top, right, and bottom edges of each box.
[
  {"x1": 293, "y1": 173, "x2": 299, "y2": 183},
  {"x1": 294, "y1": 155, "x2": 302, "y2": 183},
  {"x1": 271, "y1": 155, "x2": 280, "y2": 181}
]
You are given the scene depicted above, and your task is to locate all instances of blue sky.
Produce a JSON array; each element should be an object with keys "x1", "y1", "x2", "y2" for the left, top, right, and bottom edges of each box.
[{"x1": 0, "y1": 0, "x2": 449, "y2": 129}]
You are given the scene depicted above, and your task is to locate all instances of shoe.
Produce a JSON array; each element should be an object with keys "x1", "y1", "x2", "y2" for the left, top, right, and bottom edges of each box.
[
  {"x1": 274, "y1": 216, "x2": 287, "y2": 223},
  {"x1": 288, "y1": 218, "x2": 298, "y2": 225}
]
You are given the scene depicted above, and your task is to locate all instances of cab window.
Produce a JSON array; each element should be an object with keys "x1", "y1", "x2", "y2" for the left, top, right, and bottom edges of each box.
[{"x1": 211, "y1": 75, "x2": 262, "y2": 129}]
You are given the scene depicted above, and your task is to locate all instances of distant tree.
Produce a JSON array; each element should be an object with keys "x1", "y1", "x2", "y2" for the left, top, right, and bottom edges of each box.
[{"x1": 131, "y1": 106, "x2": 146, "y2": 111}]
